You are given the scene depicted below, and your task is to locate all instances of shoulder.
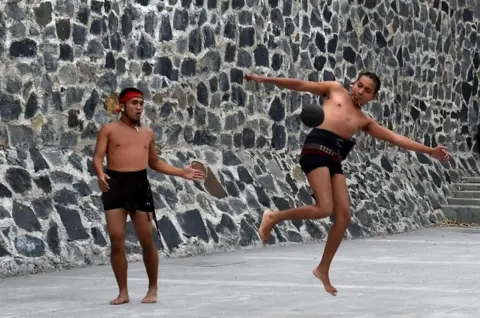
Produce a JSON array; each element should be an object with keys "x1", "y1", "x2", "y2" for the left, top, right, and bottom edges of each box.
[
  {"x1": 311, "y1": 81, "x2": 347, "y2": 98},
  {"x1": 144, "y1": 126, "x2": 155, "y2": 139},
  {"x1": 324, "y1": 81, "x2": 349, "y2": 96},
  {"x1": 98, "y1": 122, "x2": 115, "y2": 135},
  {"x1": 144, "y1": 126, "x2": 154, "y2": 134},
  {"x1": 322, "y1": 81, "x2": 345, "y2": 91},
  {"x1": 333, "y1": 81, "x2": 347, "y2": 89},
  {"x1": 359, "y1": 113, "x2": 376, "y2": 131}
]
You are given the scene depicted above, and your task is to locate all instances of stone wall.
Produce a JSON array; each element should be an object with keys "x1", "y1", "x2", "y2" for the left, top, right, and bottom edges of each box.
[{"x1": 1, "y1": 0, "x2": 480, "y2": 277}]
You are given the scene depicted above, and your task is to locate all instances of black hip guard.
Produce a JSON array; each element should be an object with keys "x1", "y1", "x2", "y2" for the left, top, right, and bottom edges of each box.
[
  {"x1": 299, "y1": 128, "x2": 356, "y2": 176},
  {"x1": 101, "y1": 169, "x2": 160, "y2": 239}
]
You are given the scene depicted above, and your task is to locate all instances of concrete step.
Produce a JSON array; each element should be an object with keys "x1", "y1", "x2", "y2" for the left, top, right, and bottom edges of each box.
[
  {"x1": 441, "y1": 205, "x2": 480, "y2": 224},
  {"x1": 447, "y1": 197, "x2": 480, "y2": 205},
  {"x1": 452, "y1": 183, "x2": 480, "y2": 191},
  {"x1": 460, "y1": 177, "x2": 480, "y2": 184},
  {"x1": 452, "y1": 190, "x2": 480, "y2": 199}
]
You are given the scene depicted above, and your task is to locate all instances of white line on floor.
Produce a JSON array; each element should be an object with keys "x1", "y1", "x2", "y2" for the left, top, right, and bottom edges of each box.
[
  {"x1": 47, "y1": 276, "x2": 480, "y2": 294},
  {"x1": 363, "y1": 238, "x2": 480, "y2": 245},
  {"x1": 240, "y1": 256, "x2": 480, "y2": 265}
]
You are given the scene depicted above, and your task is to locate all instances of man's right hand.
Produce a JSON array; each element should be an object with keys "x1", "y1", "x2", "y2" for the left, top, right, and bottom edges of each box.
[{"x1": 98, "y1": 173, "x2": 110, "y2": 192}]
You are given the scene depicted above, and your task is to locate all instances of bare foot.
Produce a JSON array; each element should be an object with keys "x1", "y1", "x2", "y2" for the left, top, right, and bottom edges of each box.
[
  {"x1": 258, "y1": 210, "x2": 275, "y2": 244},
  {"x1": 109, "y1": 292, "x2": 130, "y2": 305},
  {"x1": 312, "y1": 267, "x2": 337, "y2": 296},
  {"x1": 141, "y1": 287, "x2": 158, "y2": 304}
]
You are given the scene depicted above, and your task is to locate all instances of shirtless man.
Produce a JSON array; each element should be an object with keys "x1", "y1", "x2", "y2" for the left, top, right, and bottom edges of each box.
[
  {"x1": 92, "y1": 87, "x2": 205, "y2": 305},
  {"x1": 244, "y1": 71, "x2": 450, "y2": 296}
]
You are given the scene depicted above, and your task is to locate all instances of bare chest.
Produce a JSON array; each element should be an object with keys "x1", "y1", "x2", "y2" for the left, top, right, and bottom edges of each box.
[
  {"x1": 323, "y1": 98, "x2": 367, "y2": 130},
  {"x1": 108, "y1": 129, "x2": 150, "y2": 150}
]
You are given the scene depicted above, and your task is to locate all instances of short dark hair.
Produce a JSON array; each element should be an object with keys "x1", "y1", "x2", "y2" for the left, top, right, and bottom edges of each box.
[
  {"x1": 357, "y1": 71, "x2": 381, "y2": 94},
  {"x1": 118, "y1": 87, "x2": 144, "y2": 102}
]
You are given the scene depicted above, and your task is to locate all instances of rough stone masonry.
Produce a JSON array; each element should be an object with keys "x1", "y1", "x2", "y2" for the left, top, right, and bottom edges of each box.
[{"x1": 1, "y1": 0, "x2": 480, "y2": 277}]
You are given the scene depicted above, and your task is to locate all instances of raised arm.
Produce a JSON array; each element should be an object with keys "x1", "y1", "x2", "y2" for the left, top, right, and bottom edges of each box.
[
  {"x1": 361, "y1": 117, "x2": 449, "y2": 161},
  {"x1": 244, "y1": 74, "x2": 344, "y2": 97}
]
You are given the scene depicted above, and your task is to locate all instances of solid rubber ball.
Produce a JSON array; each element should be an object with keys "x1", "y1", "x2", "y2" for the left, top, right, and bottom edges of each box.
[{"x1": 300, "y1": 104, "x2": 325, "y2": 128}]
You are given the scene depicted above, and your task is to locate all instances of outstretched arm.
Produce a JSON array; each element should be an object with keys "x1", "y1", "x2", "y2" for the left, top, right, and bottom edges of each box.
[
  {"x1": 244, "y1": 74, "x2": 344, "y2": 97},
  {"x1": 148, "y1": 132, "x2": 186, "y2": 177},
  {"x1": 362, "y1": 118, "x2": 449, "y2": 160},
  {"x1": 147, "y1": 130, "x2": 205, "y2": 180}
]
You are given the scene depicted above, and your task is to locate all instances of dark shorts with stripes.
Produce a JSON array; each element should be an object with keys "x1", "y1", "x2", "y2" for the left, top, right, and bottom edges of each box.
[{"x1": 299, "y1": 128, "x2": 356, "y2": 176}]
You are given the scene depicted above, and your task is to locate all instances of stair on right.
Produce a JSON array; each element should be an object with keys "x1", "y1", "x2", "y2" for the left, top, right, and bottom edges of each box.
[{"x1": 441, "y1": 177, "x2": 480, "y2": 224}]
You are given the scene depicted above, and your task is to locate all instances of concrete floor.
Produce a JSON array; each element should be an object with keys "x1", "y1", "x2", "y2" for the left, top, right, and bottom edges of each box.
[{"x1": 1, "y1": 226, "x2": 480, "y2": 318}]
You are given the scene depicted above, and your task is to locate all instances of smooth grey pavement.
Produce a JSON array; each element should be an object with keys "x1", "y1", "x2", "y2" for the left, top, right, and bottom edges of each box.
[{"x1": 2, "y1": 226, "x2": 480, "y2": 318}]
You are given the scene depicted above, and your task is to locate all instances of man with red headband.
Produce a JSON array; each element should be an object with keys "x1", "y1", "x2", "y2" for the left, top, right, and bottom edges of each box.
[{"x1": 92, "y1": 87, "x2": 206, "y2": 305}]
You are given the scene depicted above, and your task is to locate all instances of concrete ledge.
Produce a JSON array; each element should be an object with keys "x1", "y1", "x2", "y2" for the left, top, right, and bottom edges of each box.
[
  {"x1": 447, "y1": 197, "x2": 480, "y2": 205},
  {"x1": 441, "y1": 205, "x2": 480, "y2": 224},
  {"x1": 460, "y1": 177, "x2": 480, "y2": 183},
  {"x1": 451, "y1": 190, "x2": 480, "y2": 198},
  {"x1": 452, "y1": 183, "x2": 480, "y2": 191}
]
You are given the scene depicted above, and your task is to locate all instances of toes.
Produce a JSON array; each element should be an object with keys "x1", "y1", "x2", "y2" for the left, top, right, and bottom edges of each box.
[
  {"x1": 110, "y1": 297, "x2": 129, "y2": 305},
  {"x1": 142, "y1": 299, "x2": 157, "y2": 304},
  {"x1": 328, "y1": 288, "x2": 338, "y2": 296}
]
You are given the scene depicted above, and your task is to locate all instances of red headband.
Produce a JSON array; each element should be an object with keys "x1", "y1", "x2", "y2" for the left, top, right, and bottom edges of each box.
[
  {"x1": 119, "y1": 91, "x2": 144, "y2": 105},
  {"x1": 113, "y1": 91, "x2": 144, "y2": 114}
]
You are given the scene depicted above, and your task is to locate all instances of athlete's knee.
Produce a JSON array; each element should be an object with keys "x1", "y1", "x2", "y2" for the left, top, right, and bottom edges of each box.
[
  {"x1": 135, "y1": 225, "x2": 155, "y2": 250},
  {"x1": 138, "y1": 234, "x2": 155, "y2": 251},
  {"x1": 312, "y1": 201, "x2": 333, "y2": 219},
  {"x1": 109, "y1": 233, "x2": 126, "y2": 253}
]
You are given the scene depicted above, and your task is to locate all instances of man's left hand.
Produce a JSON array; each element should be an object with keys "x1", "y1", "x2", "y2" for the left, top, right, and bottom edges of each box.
[
  {"x1": 429, "y1": 145, "x2": 450, "y2": 161},
  {"x1": 181, "y1": 166, "x2": 206, "y2": 181}
]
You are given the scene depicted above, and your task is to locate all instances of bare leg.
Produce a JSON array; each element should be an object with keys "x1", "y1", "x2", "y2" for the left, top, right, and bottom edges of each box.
[
  {"x1": 105, "y1": 209, "x2": 130, "y2": 305},
  {"x1": 132, "y1": 211, "x2": 158, "y2": 304},
  {"x1": 259, "y1": 167, "x2": 333, "y2": 243},
  {"x1": 312, "y1": 173, "x2": 351, "y2": 296}
]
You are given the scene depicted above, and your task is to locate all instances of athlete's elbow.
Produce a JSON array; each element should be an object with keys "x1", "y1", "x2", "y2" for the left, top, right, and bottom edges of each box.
[
  {"x1": 91, "y1": 156, "x2": 104, "y2": 176},
  {"x1": 149, "y1": 159, "x2": 167, "y2": 172},
  {"x1": 148, "y1": 158, "x2": 159, "y2": 170},
  {"x1": 94, "y1": 151, "x2": 105, "y2": 161},
  {"x1": 92, "y1": 152, "x2": 103, "y2": 162}
]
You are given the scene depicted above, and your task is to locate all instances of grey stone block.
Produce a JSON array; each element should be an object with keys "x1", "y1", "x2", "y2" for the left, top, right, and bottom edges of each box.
[
  {"x1": 441, "y1": 205, "x2": 480, "y2": 224},
  {"x1": 460, "y1": 177, "x2": 480, "y2": 184},
  {"x1": 452, "y1": 183, "x2": 480, "y2": 191},
  {"x1": 447, "y1": 198, "x2": 480, "y2": 206},
  {"x1": 452, "y1": 191, "x2": 480, "y2": 199}
]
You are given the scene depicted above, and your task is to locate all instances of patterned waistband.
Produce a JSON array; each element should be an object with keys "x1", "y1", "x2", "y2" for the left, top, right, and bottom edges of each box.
[{"x1": 301, "y1": 143, "x2": 341, "y2": 159}]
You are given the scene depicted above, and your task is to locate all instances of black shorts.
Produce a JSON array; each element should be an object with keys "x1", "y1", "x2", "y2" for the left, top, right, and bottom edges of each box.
[
  {"x1": 299, "y1": 128, "x2": 356, "y2": 176},
  {"x1": 101, "y1": 169, "x2": 155, "y2": 213}
]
